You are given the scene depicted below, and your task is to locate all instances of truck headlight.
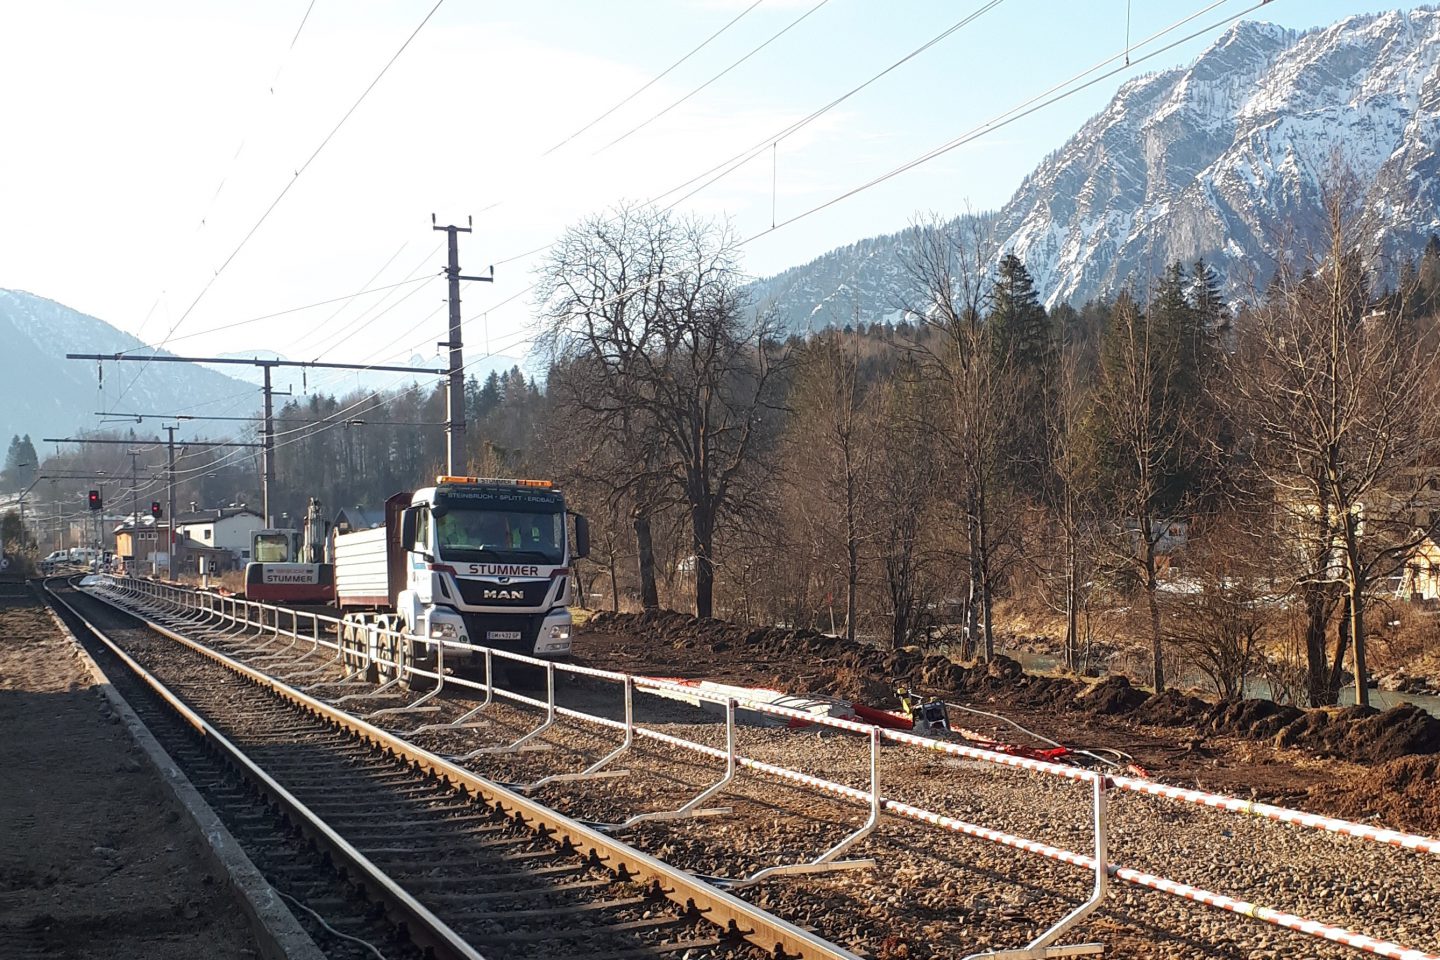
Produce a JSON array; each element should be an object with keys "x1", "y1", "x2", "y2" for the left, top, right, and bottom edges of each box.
[
  {"x1": 430, "y1": 621, "x2": 460, "y2": 640},
  {"x1": 546, "y1": 624, "x2": 570, "y2": 642}
]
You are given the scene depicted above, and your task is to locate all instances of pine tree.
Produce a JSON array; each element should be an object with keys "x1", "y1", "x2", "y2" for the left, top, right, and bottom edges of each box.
[
  {"x1": 476, "y1": 371, "x2": 502, "y2": 419},
  {"x1": 989, "y1": 253, "x2": 1053, "y2": 372},
  {"x1": 2, "y1": 436, "x2": 37, "y2": 493},
  {"x1": 1189, "y1": 258, "x2": 1229, "y2": 353},
  {"x1": 988, "y1": 253, "x2": 1055, "y2": 492}
]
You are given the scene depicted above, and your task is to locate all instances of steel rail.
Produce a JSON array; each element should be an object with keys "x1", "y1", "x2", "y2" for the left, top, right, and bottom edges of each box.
[
  {"x1": 97, "y1": 576, "x2": 1440, "y2": 960},
  {"x1": 73, "y1": 579, "x2": 864, "y2": 960},
  {"x1": 42, "y1": 580, "x2": 487, "y2": 960}
]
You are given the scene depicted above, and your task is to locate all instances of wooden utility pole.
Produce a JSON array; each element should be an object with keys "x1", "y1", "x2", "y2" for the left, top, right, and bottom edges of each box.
[
  {"x1": 433, "y1": 215, "x2": 492, "y2": 475},
  {"x1": 164, "y1": 424, "x2": 179, "y2": 578},
  {"x1": 262, "y1": 366, "x2": 276, "y2": 526}
]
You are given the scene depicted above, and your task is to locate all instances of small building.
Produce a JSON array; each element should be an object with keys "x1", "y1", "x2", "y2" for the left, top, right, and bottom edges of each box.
[
  {"x1": 1401, "y1": 535, "x2": 1440, "y2": 602},
  {"x1": 334, "y1": 506, "x2": 384, "y2": 534},
  {"x1": 173, "y1": 505, "x2": 265, "y2": 561},
  {"x1": 113, "y1": 516, "x2": 236, "y2": 576},
  {"x1": 114, "y1": 516, "x2": 172, "y2": 568}
]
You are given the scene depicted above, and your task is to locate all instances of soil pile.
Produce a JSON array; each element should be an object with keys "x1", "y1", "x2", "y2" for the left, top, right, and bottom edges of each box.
[
  {"x1": 583, "y1": 610, "x2": 1440, "y2": 766},
  {"x1": 1308, "y1": 754, "x2": 1440, "y2": 836}
]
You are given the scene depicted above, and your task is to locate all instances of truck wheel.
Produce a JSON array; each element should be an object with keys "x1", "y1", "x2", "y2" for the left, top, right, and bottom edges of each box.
[
  {"x1": 340, "y1": 620, "x2": 359, "y2": 671},
  {"x1": 395, "y1": 636, "x2": 420, "y2": 692}
]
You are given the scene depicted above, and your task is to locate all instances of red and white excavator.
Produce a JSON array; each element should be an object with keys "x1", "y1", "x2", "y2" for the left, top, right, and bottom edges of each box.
[{"x1": 242, "y1": 497, "x2": 335, "y2": 604}]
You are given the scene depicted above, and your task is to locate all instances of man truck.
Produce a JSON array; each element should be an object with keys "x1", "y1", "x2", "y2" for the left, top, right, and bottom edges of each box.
[{"x1": 332, "y1": 476, "x2": 588, "y2": 682}]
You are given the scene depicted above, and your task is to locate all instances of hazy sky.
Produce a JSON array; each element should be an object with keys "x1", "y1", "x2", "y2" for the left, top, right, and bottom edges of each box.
[{"x1": 0, "y1": 0, "x2": 1413, "y2": 409}]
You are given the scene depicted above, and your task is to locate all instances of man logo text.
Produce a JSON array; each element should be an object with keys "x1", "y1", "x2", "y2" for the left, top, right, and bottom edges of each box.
[{"x1": 483, "y1": 589, "x2": 523, "y2": 600}]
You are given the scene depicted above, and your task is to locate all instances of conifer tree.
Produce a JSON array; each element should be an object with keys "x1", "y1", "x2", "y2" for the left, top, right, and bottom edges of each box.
[{"x1": 988, "y1": 253, "x2": 1055, "y2": 492}]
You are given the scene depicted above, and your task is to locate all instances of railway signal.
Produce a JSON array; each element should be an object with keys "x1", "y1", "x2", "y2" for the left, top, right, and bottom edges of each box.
[
  {"x1": 88, "y1": 490, "x2": 102, "y2": 511},
  {"x1": 150, "y1": 501, "x2": 162, "y2": 519}
]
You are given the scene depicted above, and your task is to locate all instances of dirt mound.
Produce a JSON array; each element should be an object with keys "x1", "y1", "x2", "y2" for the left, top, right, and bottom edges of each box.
[
  {"x1": 1309, "y1": 754, "x2": 1440, "y2": 836},
  {"x1": 1208, "y1": 698, "x2": 1304, "y2": 740},
  {"x1": 1269, "y1": 703, "x2": 1440, "y2": 763},
  {"x1": 1010, "y1": 674, "x2": 1083, "y2": 710},
  {"x1": 1130, "y1": 689, "x2": 1211, "y2": 726},
  {"x1": 1074, "y1": 675, "x2": 1149, "y2": 715},
  {"x1": 585, "y1": 609, "x2": 1440, "y2": 765}
]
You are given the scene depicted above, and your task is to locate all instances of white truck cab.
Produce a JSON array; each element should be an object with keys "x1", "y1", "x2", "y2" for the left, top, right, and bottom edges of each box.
[{"x1": 334, "y1": 476, "x2": 589, "y2": 667}]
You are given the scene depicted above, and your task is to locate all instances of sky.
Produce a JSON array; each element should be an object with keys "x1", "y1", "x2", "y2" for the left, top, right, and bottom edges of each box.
[{"x1": 0, "y1": 0, "x2": 1418, "y2": 412}]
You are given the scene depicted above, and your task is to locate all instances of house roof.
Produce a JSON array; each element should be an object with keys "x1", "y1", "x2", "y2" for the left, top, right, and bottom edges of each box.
[
  {"x1": 335, "y1": 506, "x2": 384, "y2": 530},
  {"x1": 174, "y1": 506, "x2": 263, "y2": 524}
]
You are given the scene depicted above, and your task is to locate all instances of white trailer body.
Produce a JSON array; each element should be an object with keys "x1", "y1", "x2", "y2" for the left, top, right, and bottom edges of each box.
[{"x1": 332, "y1": 527, "x2": 390, "y2": 607}]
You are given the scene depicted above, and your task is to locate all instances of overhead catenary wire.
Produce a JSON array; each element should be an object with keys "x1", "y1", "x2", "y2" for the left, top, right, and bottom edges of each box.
[
  {"x1": 134, "y1": 274, "x2": 435, "y2": 352},
  {"x1": 745, "y1": 0, "x2": 1265, "y2": 243},
  {"x1": 316, "y1": 0, "x2": 1275, "y2": 398},
  {"x1": 542, "y1": 0, "x2": 766, "y2": 158},
  {"x1": 595, "y1": 0, "x2": 834, "y2": 155},
  {"x1": 139, "y1": 322, "x2": 536, "y2": 485},
  {"x1": 113, "y1": 0, "x2": 447, "y2": 408},
  {"x1": 109, "y1": 0, "x2": 1006, "y2": 414},
  {"x1": 492, "y1": 1, "x2": 1009, "y2": 269},
  {"x1": 112, "y1": 0, "x2": 1274, "y2": 487},
  {"x1": 129, "y1": 2, "x2": 319, "y2": 349},
  {"x1": 649, "y1": 0, "x2": 1012, "y2": 210}
]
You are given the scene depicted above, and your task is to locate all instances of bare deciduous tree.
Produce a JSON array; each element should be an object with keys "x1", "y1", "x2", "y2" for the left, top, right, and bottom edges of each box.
[
  {"x1": 1232, "y1": 178, "x2": 1440, "y2": 706},
  {"x1": 783, "y1": 326, "x2": 876, "y2": 642},
  {"x1": 901, "y1": 215, "x2": 1006, "y2": 660}
]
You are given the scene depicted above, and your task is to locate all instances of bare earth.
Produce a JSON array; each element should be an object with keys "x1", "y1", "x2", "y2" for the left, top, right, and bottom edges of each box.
[{"x1": 0, "y1": 591, "x2": 261, "y2": 960}]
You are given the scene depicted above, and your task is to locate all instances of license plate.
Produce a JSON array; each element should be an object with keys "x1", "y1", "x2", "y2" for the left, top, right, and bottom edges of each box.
[{"x1": 487, "y1": 630, "x2": 522, "y2": 641}]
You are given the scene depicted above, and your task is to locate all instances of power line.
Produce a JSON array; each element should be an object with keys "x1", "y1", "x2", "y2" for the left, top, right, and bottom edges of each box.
[
  {"x1": 120, "y1": 274, "x2": 435, "y2": 353},
  {"x1": 480, "y1": 0, "x2": 1273, "y2": 370},
  {"x1": 113, "y1": 0, "x2": 447, "y2": 408},
  {"x1": 745, "y1": 0, "x2": 1264, "y2": 243},
  {"x1": 542, "y1": 0, "x2": 766, "y2": 157},
  {"x1": 488, "y1": 2, "x2": 1008, "y2": 277},
  {"x1": 90, "y1": 0, "x2": 1265, "y2": 488},
  {"x1": 650, "y1": 0, "x2": 1011, "y2": 210},
  {"x1": 596, "y1": 0, "x2": 834, "y2": 155}
]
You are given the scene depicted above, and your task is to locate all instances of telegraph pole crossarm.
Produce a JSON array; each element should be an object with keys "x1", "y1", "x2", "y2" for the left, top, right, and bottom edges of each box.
[
  {"x1": 44, "y1": 437, "x2": 261, "y2": 448},
  {"x1": 65, "y1": 354, "x2": 447, "y2": 375}
]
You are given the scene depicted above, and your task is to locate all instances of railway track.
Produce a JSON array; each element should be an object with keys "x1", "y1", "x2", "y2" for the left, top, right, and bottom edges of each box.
[{"x1": 43, "y1": 579, "x2": 856, "y2": 960}]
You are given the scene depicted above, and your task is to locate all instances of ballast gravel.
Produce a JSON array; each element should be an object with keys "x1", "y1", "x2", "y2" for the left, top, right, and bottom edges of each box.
[{"x1": 394, "y1": 682, "x2": 1440, "y2": 960}]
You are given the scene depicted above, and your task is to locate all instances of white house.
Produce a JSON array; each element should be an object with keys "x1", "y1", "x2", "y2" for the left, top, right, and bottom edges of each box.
[
  {"x1": 173, "y1": 506, "x2": 265, "y2": 562},
  {"x1": 1401, "y1": 535, "x2": 1440, "y2": 602}
]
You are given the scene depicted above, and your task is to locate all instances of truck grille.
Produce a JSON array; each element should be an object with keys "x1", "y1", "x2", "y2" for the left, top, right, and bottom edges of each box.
[{"x1": 453, "y1": 577, "x2": 551, "y2": 607}]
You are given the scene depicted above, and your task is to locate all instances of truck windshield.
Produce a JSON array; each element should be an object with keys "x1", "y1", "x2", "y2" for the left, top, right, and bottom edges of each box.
[{"x1": 436, "y1": 509, "x2": 564, "y2": 565}]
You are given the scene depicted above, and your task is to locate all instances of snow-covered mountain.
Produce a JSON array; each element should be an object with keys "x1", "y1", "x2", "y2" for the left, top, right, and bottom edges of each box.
[
  {"x1": 0, "y1": 289, "x2": 254, "y2": 443},
  {"x1": 753, "y1": 7, "x2": 1440, "y2": 327}
]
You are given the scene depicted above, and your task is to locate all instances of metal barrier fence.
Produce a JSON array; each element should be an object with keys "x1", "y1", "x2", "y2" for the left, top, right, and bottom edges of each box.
[{"x1": 91, "y1": 575, "x2": 1440, "y2": 960}]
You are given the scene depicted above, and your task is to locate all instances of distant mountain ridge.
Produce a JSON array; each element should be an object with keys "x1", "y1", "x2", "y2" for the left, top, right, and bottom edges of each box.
[
  {"x1": 752, "y1": 8, "x2": 1440, "y2": 329},
  {"x1": 0, "y1": 289, "x2": 254, "y2": 443}
]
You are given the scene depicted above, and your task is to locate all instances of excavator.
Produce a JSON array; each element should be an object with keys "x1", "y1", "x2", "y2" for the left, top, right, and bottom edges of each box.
[{"x1": 241, "y1": 497, "x2": 335, "y2": 604}]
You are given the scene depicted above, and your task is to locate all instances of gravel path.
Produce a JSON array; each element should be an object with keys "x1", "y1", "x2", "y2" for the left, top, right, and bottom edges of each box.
[{"x1": 0, "y1": 592, "x2": 262, "y2": 960}]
